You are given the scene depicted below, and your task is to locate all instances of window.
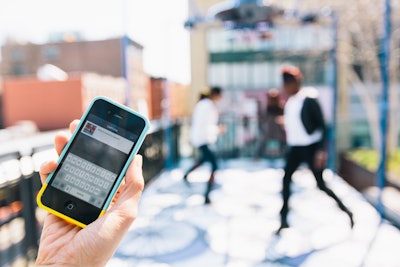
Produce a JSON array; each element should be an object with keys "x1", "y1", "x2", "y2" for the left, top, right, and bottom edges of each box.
[
  {"x1": 11, "y1": 49, "x2": 25, "y2": 61},
  {"x1": 42, "y1": 46, "x2": 60, "y2": 61}
]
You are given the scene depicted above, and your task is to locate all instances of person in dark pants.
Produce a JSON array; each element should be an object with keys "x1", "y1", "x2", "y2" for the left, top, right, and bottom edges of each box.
[
  {"x1": 258, "y1": 89, "x2": 285, "y2": 159},
  {"x1": 277, "y1": 65, "x2": 354, "y2": 234},
  {"x1": 183, "y1": 87, "x2": 224, "y2": 204}
]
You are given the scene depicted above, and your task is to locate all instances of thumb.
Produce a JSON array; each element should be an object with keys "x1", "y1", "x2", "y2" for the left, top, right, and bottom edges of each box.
[{"x1": 39, "y1": 161, "x2": 58, "y2": 184}]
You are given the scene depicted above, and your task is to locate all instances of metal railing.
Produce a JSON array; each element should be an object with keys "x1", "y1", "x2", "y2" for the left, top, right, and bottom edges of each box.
[
  {"x1": 215, "y1": 114, "x2": 285, "y2": 159},
  {"x1": 0, "y1": 151, "x2": 41, "y2": 266}
]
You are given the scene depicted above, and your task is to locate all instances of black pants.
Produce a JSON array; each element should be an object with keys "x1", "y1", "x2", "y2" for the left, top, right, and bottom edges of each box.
[
  {"x1": 184, "y1": 144, "x2": 218, "y2": 201},
  {"x1": 198, "y1": 144, "x2": 218, "y2": 173},
  {"x1": 185, "y1": 144, "x2": 218, "y2": 177},
  {"x1": 280, "y1": 143, "x2": 350, "y2": 226}
]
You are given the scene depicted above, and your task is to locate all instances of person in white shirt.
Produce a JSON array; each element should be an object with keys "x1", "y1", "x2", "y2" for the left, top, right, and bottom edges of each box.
[
  {"x1": 277, "y1": 66, "x2": 354, "y2": 234},
  {"x1": 183, "y1": 87, "x2": 224, "y2": 204}
]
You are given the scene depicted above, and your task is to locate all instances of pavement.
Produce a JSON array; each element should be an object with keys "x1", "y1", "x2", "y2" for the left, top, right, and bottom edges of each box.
[{"x1": 108, "y1": 158, "x2": 400, "y2": 267}]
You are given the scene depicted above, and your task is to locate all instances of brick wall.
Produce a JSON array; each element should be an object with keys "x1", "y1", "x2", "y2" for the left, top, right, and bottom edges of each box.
[
  {"x1": 3, "y1": 76, "x2": 83, "y2": 131},
  {"x1": 2, "y1": 74, "x2": 127, "y2": 131}
]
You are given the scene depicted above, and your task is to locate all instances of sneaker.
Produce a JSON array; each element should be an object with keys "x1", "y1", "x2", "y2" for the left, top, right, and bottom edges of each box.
[{"x1": 275, "y1": 221, "x2": 289, "y2": 235}]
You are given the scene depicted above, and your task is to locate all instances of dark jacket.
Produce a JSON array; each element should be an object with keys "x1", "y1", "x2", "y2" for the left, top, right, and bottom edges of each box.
[{"x1": 300, "y1": 97, "x2": 327, "y2": 150}]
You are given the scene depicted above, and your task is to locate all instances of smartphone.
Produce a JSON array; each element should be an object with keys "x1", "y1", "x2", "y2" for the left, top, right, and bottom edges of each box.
[{"x1": 37, "y1": 96, "x2": 150, "y2": 228}]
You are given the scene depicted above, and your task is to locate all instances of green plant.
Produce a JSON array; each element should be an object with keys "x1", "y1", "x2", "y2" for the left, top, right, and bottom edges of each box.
[{"x1": 346, "y1": 149, "x2": 400, "y2": 178}]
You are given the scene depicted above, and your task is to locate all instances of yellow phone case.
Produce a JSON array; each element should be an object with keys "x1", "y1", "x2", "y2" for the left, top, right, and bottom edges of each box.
[{"x1": 37, "y1": 183, "x2": 106, "y2": 228}]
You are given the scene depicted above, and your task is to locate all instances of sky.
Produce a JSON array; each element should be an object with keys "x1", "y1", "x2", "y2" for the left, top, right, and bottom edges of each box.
[{"x1": 0, "y1": 0, "x2": 190, "y2": 84}]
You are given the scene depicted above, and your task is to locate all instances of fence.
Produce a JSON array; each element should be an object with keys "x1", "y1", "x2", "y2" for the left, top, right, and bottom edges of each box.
[
  {"x1": 0, "y1": 121, "x2": 181, "y2": 267},
  {"x1": 215, "y1": 113, "x2": 286, "y2": 160},
  {"x1": 0, "y1": 150, "x2": 40, "y2": 266}
]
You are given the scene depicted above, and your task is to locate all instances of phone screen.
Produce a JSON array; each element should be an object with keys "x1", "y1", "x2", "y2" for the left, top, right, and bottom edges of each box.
[
  {"x1": 38, "y1": 97, "x2": 149, "y2": 227},
  {"x1": 50, "y1": 114, "x2": 136, "y2": 208}
]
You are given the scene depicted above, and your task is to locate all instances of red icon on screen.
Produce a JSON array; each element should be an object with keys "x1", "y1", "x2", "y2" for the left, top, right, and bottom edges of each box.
[{"x1": 83, "y1": 122, "x2": 97, "y2": 135}]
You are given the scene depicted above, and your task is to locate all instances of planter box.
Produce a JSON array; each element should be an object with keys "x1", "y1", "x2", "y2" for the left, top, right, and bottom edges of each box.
[
  {"x1": 339, "y1": 154, "x2": 400, "y2": 191},
  {"x1": 338, "y1": 154, "x2": 376, "y2": 191},
  {"x1": 339, "y1": 154, "x2": 400, "y2": 227}
]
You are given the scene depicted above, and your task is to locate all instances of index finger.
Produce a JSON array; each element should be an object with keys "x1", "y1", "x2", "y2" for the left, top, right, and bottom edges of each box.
[
  {"x1": 69, "y1": 120, "x2": 79, "y2": 134},
  {"x1": 54, "y1": 120, "x2": 80, "y2": 156}
]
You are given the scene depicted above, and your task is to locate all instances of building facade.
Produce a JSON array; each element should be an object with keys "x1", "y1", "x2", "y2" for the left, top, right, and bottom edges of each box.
[
  {"x1": 148, "y1": 77, "x2": 190, "y2": 120},
  {"x1": 2, "y1": 73, "x2": 126, "y2": 130},
  {"x1": 1, "y1": 37, "x2": 148, "y2": 113},
  {"x1": 189, "y1": 1, "x2": 399, "y2": 156}
]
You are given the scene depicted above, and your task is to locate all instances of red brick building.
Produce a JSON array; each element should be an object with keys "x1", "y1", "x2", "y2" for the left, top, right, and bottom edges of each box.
[
  {"x1": 1, "y1": 37, "x2": 148, "y2": 113},
  {"x1": 148, "y1": 77, "x2": 189, "y2": 120},
  {"x1": 2, "y1": 74, "x2": 126, "y2": 130},
  {"x1": 1, "y1": 36, "x2": 190, "y2": 129}
]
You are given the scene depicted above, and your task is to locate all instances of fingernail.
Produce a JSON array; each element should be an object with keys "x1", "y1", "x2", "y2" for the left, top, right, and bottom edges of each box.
[
  {"x1": 135, "y1": 155, "x2": 143, "y2": 167},
  {"x1": 40, "y1": 161, "x2": 49, "y2": 169}
]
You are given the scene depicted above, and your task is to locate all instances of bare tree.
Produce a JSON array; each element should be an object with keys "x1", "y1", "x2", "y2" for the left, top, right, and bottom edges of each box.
[
  {"x1": 340, "y1": 0, "x2": 400, "y2": 153},
  {"x1": 282, "y1": 0, "x2": 400, "y2": 153}
]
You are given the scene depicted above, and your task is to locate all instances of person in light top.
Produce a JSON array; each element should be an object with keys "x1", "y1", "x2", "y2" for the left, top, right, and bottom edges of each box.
[
  {"x1": 183, "y1": 87, "x2": 224, "y2": 204},
  {"x1": 277, "y1": 65, "x2": 354, "y2": 234}
]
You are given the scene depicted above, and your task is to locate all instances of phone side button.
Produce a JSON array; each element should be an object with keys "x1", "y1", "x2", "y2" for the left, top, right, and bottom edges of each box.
[{"x1": 64, "y1": 201, "x2": 77, "y2": 212}]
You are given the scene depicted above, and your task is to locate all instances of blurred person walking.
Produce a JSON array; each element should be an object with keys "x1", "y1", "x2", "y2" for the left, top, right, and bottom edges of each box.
[
  {"x1": 277, "y1": 66, "x2": 354, "y2": 234},
  {"x1": 183, "y1": 87, "x2": 224, "y2": 204},
  {"x1": 258, "y1": 89, "x2": 285, "y2": 160}
]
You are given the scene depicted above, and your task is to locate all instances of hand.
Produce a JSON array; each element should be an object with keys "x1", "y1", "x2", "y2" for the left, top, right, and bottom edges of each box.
[
  {"x1": 314, "y1": 150, "x2": 327, "y2": 170},
  {"x1": 35, "y1": 120, "x2": 145, "y2": 267},
  {"x1": 275, "y1": 115, "x2": 284, "y2": 126},
  {"x1": 218, "y1": 124, "x2": 227, "y2": 134}
]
